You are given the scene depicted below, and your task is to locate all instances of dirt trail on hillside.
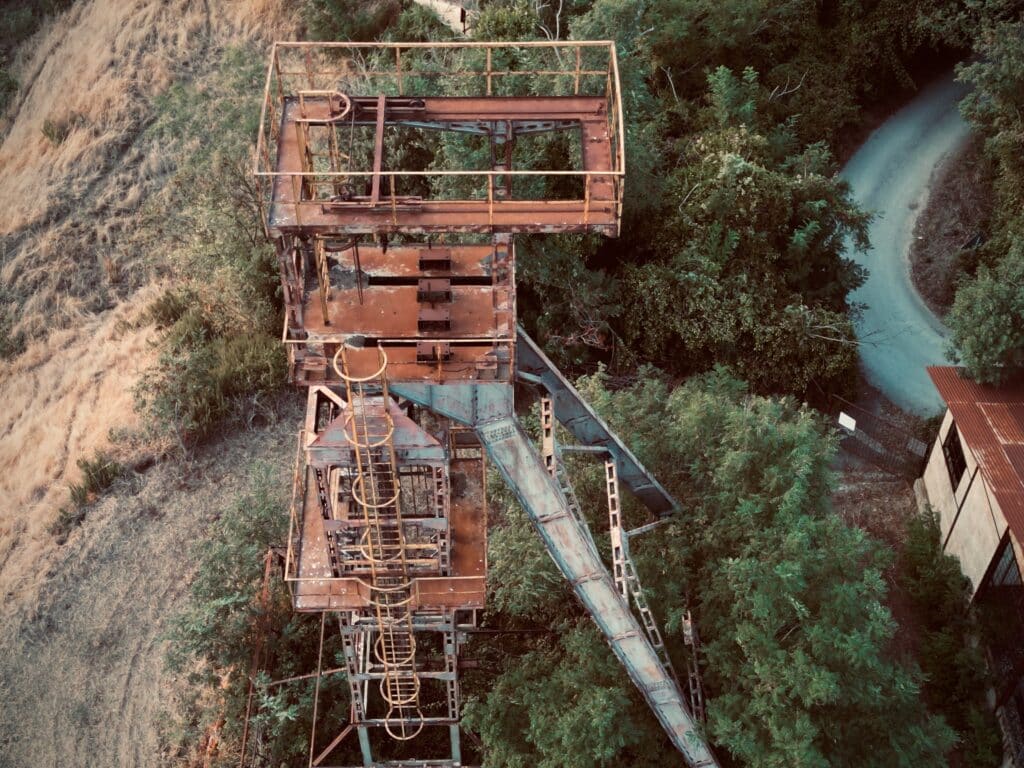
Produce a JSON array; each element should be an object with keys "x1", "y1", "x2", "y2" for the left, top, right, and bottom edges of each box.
[
  {"x1": 0, "y1": 289, "x2": 158, "y2": 609},
  {"x1": 0, "y1": 0, "x2": 296, "y2": 603},
  {"x1": 0, "y1": 1, "x2": 297, "y2": 762}
]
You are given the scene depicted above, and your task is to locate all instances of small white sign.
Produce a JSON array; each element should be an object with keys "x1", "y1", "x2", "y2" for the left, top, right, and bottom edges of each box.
[{"x1": 838, "y1": 412, "x2": 857, "y2": 432}]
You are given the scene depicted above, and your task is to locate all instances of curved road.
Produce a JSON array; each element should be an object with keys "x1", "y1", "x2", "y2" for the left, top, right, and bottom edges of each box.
[{"x1": 841, "y1": 72, "x2": 970, "y2": 415}]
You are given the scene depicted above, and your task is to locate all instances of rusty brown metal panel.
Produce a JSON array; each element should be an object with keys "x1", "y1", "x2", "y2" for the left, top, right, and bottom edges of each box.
[
  {"x1": 265, "y1": 94, "x2": 621, "y2": 236},
  {"x1": 370, "y1": 93, "x2": 386, "y2": 206},
  {"x1": 928, "y1": 366, "x2": 1024, "y2": 543}
]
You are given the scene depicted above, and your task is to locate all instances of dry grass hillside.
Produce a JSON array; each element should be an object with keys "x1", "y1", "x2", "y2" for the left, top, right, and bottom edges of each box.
[
  {"x1": 1, "y1": 0, "x2": 290, "y2": 340},
  {"x1": 0, "y1": 0, "x2": 295, "y2": 596},
  {"x1": 0, "y1": 1, "x2": 298, "y2": 764}
]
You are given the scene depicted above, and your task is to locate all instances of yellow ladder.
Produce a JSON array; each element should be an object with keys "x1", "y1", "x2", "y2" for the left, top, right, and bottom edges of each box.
[{"x1": 335, "y1": 347, "x2": 424, "y2": 741}]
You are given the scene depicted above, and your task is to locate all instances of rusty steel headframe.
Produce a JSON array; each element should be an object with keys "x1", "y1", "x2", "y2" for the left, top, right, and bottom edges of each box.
[{"x1": 246, "y1": 36, "x2": 720, "y2": 768}]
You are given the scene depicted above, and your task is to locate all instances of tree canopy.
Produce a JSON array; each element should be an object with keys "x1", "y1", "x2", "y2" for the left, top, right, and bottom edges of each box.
[
  {"x1": 470, "y1": 369, "x2": 956, "y2": 767},
  {"x1": 950, "y1": 19, "x2": 1024, "y2": 383}
]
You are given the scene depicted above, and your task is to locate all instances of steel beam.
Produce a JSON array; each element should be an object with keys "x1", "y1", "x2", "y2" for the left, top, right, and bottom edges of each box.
[
  {"x1": 515, "y1": 327, "x2": 680, "y2": 515},
  {"x1": 476, "y1": 415, "x2": 719, "y2": 768}
]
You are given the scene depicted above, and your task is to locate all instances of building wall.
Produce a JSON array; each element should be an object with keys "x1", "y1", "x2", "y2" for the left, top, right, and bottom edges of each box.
[{"x1": 923, "y1": 408, "x2": 1009, "y2": 593}]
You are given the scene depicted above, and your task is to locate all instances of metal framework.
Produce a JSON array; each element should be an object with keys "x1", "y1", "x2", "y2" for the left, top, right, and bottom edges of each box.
[{"x1": 249, "y1": 40, "x2": 719, "y2": 768}]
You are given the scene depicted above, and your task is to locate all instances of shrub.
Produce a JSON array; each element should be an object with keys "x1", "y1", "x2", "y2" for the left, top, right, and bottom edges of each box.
[
  {"x1": 303, "y1": 0, "x2": 405, "y2": 41},
  {"x1": 0, "y1": 313, "x2": 25, "y2": 360},
  {"x1": 50, "y1": 453, "x2": 128, "y2": 541},
  {"x1": 144, "y1": 288, "x2": 193, "y2": 328},
  {"x1": 899, "y1": 510, "x2": 1002, "y2": 767},
  {"x1": 40, "y1": 114, "x2": 80, "y2": 145},
  {"x1": 166, "y1": 467, "x2": 349, "y2": 765},
  {"x1": 133, "y1": 46, "x2": 286, "y2": 452},
  {"x1": 137, "y1": 323, "x2": 285, "y2": 449}
]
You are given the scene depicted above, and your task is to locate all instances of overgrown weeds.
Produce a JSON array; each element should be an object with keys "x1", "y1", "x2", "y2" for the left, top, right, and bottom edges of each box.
[
  {"x1": 133, "y1": 46, "x2": 286, "y2": 454},
  {"x1": 164, "y1": 466, "x2": 348, "y2": 766},
  {"x1": 40, "y1": 114, "x2": 79, "y2": 145},
  {"x1": 50, "y1": 452, "x2": 128, "y2": 543}
]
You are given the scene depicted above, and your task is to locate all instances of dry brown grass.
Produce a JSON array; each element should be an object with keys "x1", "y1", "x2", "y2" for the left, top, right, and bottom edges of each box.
[
  {"x1": 0, "y1": 0, "x2": 299, "y2": 594},
  {"x1": 0, "y1": 3, "x2": 299, "y2": 761},
  {"x1": 0, "y1": 409, "x2": 298, "y2": 768},
  {"x1": 0, "y1": 285, "x2": 159, "y2": 609},
  {"x1": 0, "y1": 0, "x2": 297, "y2": 343}
]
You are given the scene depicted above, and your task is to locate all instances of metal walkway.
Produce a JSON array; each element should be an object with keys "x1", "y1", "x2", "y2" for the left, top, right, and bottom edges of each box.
[{"x1": 516, "y1": 327, "x2": 679, "y2": 515}]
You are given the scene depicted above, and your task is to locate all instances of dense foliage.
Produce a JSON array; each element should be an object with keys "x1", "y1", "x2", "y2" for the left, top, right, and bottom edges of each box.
[
  {"x1": 472, "y1": 0, "x2": 984, "y2": 399},
  {"x1": 465, "y1": 369, "x2": 964, "y2": 767},
  {"x1": 464, "y1": 467, "x2": 674, "y2": 766},
  {"x1": 133, "y1": 47, "x2": 286, "y2": 451},
  {"x1": 580, "y1": 369, "x2": 955, "y2": 766},
  {"x1": 899, "y1": 511, "x2": 1002, "y2": 767},
  {"x1": 950, "y1": 19, "x2": 1024, "y2": 383}
]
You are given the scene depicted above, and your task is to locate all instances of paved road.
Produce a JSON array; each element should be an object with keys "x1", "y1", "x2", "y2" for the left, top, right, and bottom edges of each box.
[{"x1": 841, "y1": 72, "x2": 971, "y2": 415}]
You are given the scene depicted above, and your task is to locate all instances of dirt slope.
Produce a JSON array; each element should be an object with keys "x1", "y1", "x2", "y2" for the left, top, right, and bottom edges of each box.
[
  {"x1": 0, "y1": 1, "x2": 298, "y2": 764},
  {"x1": 0, "y1": 288, "x2": 158, "y2": 610},
  {"x1": 0, "y1": 411, "x2": 297, "y2": 767},
  {"x1": 0, "y1": 0, "x2": 296, "y2": 601},
  {"x1": 0, "y1": 0, "x2": 292, "y2": 341}
]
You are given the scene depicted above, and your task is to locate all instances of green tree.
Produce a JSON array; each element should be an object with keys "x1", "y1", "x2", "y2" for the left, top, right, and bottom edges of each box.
[
  {"x1": 619, "y1": 69, "x2": 867, "y2": 395},
  {"x1": 959, "y1": 20, "x2": 1024, "y2": 222},
  {"x1": 574, "y1": 368, "x2": 956, "y2": 767},
  {"x1": 463, "y1": 621, "x2": 673, "y2": 768},
  {"x1": 950, "y1": 21, "x2": 1024, "y2": 383},
  {"x1": 487, "y1": 474, "x2": 570, "y2": 622},
  {"x1": 946, "y1": 244, "x2": 1024, "y2": 384}
]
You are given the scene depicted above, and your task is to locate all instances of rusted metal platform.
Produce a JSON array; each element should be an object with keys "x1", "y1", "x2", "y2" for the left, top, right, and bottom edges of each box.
[
  {"x1": 256, "y1": 41, "x2": 625, "y2": 238},
  {"x1": 289, "y1": 463, "x2": 486, "y2": 612},
  {"x1": 283, "y1": 240, "x2": 515, "y2": 385},
  {"x1": 248, "y1": 39, "x2": 719, "y2": 768},
  {"x1": 266, "y1": 96, "x2": 618, "y2": 235}
]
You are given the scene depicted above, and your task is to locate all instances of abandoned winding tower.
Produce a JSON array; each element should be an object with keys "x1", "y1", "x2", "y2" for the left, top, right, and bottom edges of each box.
[{"x1": 249, "y1": 40, "x2": 718, "y2": 767}]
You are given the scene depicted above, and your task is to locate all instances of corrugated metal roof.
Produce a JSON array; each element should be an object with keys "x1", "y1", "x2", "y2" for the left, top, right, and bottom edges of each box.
[
  {"x1": 982, "y1": 402, "x2": 1024, "y2": 444},
  {"x1": 928, "y1": 366, "x2": 1024, "y2": 541}
]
